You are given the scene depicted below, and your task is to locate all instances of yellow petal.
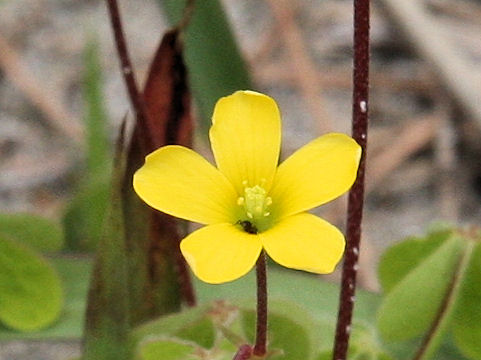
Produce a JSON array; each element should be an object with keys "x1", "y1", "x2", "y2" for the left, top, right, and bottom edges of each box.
[
  {"x1": 180, "y1": 224, "x2": 262, "y2": 284},
  {"x1": 210, "y1": 90, "x2": 281, "y2": 193},
  {"x1": 133, "y1": 145, "x2": 238, "y2": 225},
  {"x1": 260, "y1": 213, "x2": 345, "y2": 274},
  {"x1": 269, "y1": 133, "x2": 361, "y2": 219}
]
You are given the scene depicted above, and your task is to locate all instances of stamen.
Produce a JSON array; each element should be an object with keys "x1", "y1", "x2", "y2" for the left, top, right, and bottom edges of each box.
[
  {"x1": 242, "y1": 180, "x2": 249, "y2": 187},
  {"x1": 237, "y1": 183, "x2": 274, "y2": 231}
]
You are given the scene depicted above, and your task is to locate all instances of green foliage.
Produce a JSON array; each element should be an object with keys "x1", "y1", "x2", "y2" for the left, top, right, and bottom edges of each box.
[
  {"x1": 377, "y1": 234, "x2": 464, "y2": 341},
  {"x1": 0, "y1": 236, "x2": 63, "y2": 332},
  {"x1": 316, "y1": 322, "x2": 394, "y2": 360},
  {"x1": 63, "y1": 36, "x2": 111, "y2": 252},
  {"x1": 132, "y1": 300, "x2": 320, "y2": 360},
  {"x1": 159, "y1": 0, "x2": 252, "y2": 132},
  {"x1": 453, "y1": 239, "x2": 481, "y2": 360},
  {"x1": 0, "y1": 213, "x2": 64, "y2": 252},
  {"x1": 63, "y1": 177, "x2": 110, "y2": 251},
  {"x1": 241, "y1": 301, "x2": 317, "y2": 360},
  {"x1": 378, "y1": 228, "x2": 452, "y2": 294},
  {"x1": 83, "y1": 38, "x2": 111, "y2": 180},
  {"x1": 377, "y1": 226, "x2": 481, "y2": 360},
  {"x1": 0, "y1": 257, "x2": 91, "y2": 340},
  {"x1": 137, "y1": 337, "x2": 197, "y2": 360},
  {"x1": 82, "y1": 127, "x2": 130, "y2": 360}
]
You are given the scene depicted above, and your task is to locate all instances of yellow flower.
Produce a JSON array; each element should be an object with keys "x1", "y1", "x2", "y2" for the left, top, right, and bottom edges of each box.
[{"x1": 133, "y1": 91, "x2": 361, "y2": 284}]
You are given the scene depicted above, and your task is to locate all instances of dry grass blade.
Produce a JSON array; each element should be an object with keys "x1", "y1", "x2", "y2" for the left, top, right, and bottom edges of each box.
[
  {"x1": 0, "y1": 35, "x2": 82, "y2": 143},
  {"x1": 367, "y1": 112, "x2": 439, "y2": 192},
  {"x1": 266, "y1": 0, "x2": 332, "y2": 134},
  {"x1": 377, "y1": 0, "x2": 481, "y2": 127}
]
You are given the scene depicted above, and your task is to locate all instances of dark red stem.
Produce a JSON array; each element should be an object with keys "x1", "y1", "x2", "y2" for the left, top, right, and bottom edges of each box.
[
  {"x1": 332, "y1": 0, "x2": 370, "y2": 359},
  {"x1": 253, "y1": 251, "x2": 268, "y2": 357},
  {"x1": 105, "y1": 0, "x2": 153, "y2": 151}
]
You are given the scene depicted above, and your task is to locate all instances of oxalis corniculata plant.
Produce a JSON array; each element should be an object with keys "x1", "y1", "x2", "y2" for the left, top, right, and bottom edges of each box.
[
  {"x1": 63, "y1": 1, "x2": 481, "y2": 360},
  {"x1": 2, "y1": 1, "x2": 481, "y2": 359}
]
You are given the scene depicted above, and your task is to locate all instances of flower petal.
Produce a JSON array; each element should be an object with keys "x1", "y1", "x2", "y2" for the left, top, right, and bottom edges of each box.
[
  {"x1": 260, "y1": 213, "x2": 345, "y2": 274},
  {"x1": 180, "y1": 224, "x2": 262, "y2": 284},
  {"x1": 133, "y1": 145, "x2": 238, "y2": 225},
  {"x1": 210, "y1": 90, "x2": 281, "y2": 193},
  {"x1": 269, "y1": 133, "x2": 361, "y2": 219}
]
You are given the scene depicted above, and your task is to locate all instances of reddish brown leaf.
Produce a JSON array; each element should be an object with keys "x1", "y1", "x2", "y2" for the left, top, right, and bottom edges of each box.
[{"x1": 142, "y1": 29, "x2": 193, "y2": 150}]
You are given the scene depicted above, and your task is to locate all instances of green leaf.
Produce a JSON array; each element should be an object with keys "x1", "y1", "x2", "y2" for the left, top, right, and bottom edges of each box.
[
  {"x1": 316, "y1": 322, "x2": 394, "y2": 360},
  {"x1": 62, "y1": 36, "x2": 111, "y2": 252},
  {"x1": 0, "y1": 213, "x2": 64, "y2": 252},
  {"x1": 377, "y1": 234, "x2": 465, "y2": 341},
  {"x1": 83, "y1": 36, "x2": 111, "y2": 181},
  {"x1": 197, "y1": 268, "x2": 380, "y2": 324},
  {"x1": 82, "y1": 126, "x2": 130, "y2": 360},
  {"x1": 137, "y1": 337, "x2": 198, "y2": 360},
  {"x1": 0, "y1": 257, "x2": 91, "y2": 340},
  {"x1": 240, "y1": 301, "x2": 318, "y2": 360},
  {"x1": 63, "y1": 176, "x2": 110, "y2": 251},
  {"x1": 378, "y1": 228, "x2": 452, "y2": 294},
  {"x1": 159, "y1": 0, "x2": 252, "y2": 132},
  {"x1": 453, "y1": 241, "x2": 481, "y2": 360},
  {"x1": 0, "y1": 236, "x2": 63, "y2": 331}
]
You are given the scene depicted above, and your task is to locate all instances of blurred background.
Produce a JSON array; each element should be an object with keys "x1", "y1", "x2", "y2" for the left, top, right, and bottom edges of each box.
[{"x1": 1, "y1": 0, "x2": 481, "y2": 356}]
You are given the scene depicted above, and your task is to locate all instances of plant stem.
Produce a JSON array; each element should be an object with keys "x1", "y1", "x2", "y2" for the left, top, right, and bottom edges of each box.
[
  {"x1": 233, "y1": 344, "x2": 253, "y2": 360},
  {"x1": 332, "y1": 0, "x2": 370, "y2": 359},
  {"x1": 105, "y1": 0, "x2": 153, "y2": 152},
  {"x1": 253, "y1": 251, "x2": 268, "y2": 357}
]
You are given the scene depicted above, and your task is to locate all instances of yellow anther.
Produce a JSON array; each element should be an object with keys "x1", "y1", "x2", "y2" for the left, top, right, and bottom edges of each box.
[
  {"x1": 237, "y1": 197, "x2": 245, "y2": 206},
  {"x1": 265, "y1": 197, "x2": 272, "y2": 206},
  {"x1": 263, "y1": 212, "x2": 270, "y2": 217},
  {"x1": 247, "y1": 212, "x2": 253, "y2": 219},
  {"x1": 242, "y1": 180, "x2": 249, "y2": 187}
]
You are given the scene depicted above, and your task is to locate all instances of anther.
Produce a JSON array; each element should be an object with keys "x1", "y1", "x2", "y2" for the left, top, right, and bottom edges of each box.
[
  {"x1": 265, "y1": 197, "x2": 272, "y2": 206},
  {"x1": 242, "y1": 180, "x2": 248, "y2": 187},
  {"x1": 247, "y1": 212, "x2": 253, "y2": 219},
  {"x1": 237, "y1": 197, "x2": 245, "y2": 206},
  {"x1": 263, "y1": 212, "x2": 270, "y2": 217}
]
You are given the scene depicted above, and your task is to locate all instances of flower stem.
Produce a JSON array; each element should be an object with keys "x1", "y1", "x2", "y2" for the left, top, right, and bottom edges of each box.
[
  {"x1": 332, "y1": 0, "x2": 370, "y2": 359},
  {"x1": 253, "y1": 250, "x2": 268, "y2": 357},
  {"x1": 105, "y1": 0, "x2": 153, "y2": 152}
]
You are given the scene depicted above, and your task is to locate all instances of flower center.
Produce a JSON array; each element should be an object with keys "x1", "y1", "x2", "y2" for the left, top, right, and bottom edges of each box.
[{"x1": 236, "y1": 181, "x2": 272, "y2": 233}]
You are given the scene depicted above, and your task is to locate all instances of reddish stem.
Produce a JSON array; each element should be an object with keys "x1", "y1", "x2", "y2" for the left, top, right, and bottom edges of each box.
[
  {"x1": 233, "y1": 344, "x2": 253, "y2": 360},
  {"x1": 332, "y1": 0, "x2": 370, "y2": 359},
  {"x1": 105, "y1": 0, "x2": 153, "y2": 152},
  {"x1": 253, "y1": 251, "x2": 268, "y2": 357}
]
